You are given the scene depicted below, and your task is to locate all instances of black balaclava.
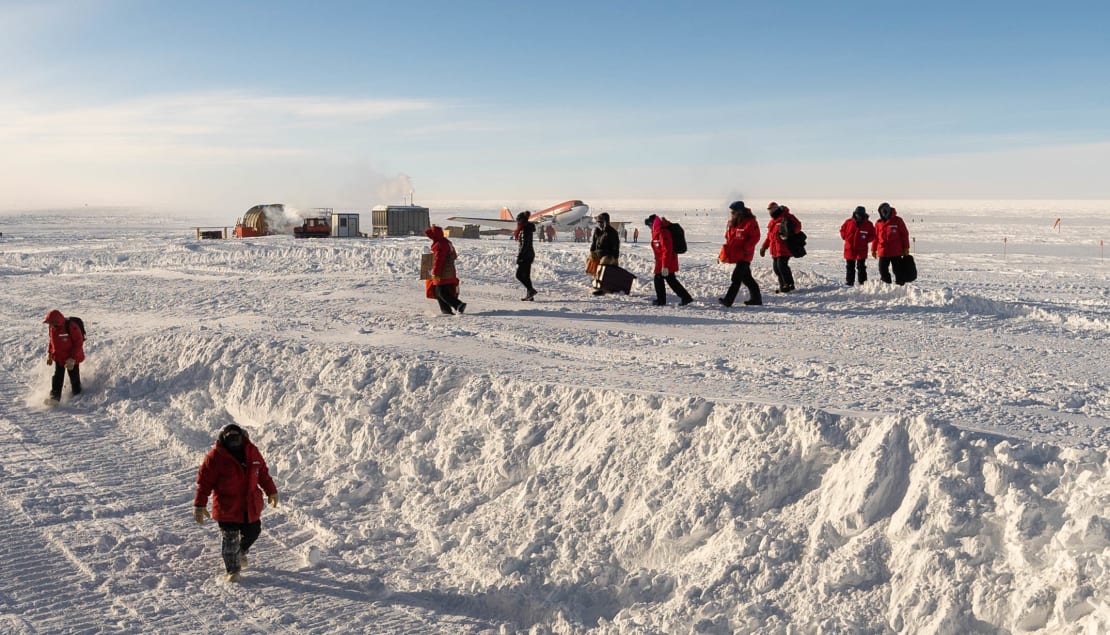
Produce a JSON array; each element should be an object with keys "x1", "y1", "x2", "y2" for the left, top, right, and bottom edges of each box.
[{"x1": 219, "y1": 424, "x2": 247, "y2": 465}]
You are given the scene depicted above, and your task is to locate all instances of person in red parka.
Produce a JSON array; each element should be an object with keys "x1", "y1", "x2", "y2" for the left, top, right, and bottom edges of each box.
[
  {"x1": 424, "y1": 225, "x2": 467, "y2": 315},
  {"x1": 718, "y1": 201, "x2": 762, "y2": 307},
  {"x1": 193, "y1": 424, "x2": 279, "y2": 582},
  {"x1": 43, "y1": 309, "x2": 85, "y2": 405},
  {"x1": 872, "y1": 202, "x2": 912, "y2": 285},
  {"x1": 759, "y1": 202, "x2": 802, "y2": 293},
  {"x1": 647, "y1": 214, "x2": 693, "y2": 306},
  {"x1": 840, "y1": 206, "x2": 876, "y2": 286}
]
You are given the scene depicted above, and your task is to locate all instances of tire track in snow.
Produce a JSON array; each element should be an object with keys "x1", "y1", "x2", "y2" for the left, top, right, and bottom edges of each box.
[
  {"x1": 0, "y1": 374, "x2": 505, "y2": 633},
  {"x1": 0, "y1": 375, "x2": 305, "y2": 633}
]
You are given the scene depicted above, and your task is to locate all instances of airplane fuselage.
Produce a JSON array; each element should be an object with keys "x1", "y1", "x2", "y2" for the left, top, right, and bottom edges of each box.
[
  {"x1": 448, "y1": 200, "x2": 590, "y2": 231},
  {"x1": 533, "y1": 200, "x2": 589, "y2": 226}
]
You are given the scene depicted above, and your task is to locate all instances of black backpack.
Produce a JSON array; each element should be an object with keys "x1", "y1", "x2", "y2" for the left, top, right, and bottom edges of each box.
[
  {"x1": 66, "y1": 316, "x2": 86, "y2": 338},
  {"x1": 779, "y1": 218, "x2": 807, "y2": 258},
  {"x1": 787, "y1": 230, "x2": 807, "y2": 258},
  {"x1": 667, "y1": 223, "x2": 687, "y2": 254}
]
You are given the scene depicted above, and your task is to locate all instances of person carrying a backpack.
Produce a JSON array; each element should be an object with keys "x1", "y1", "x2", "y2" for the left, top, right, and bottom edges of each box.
[
  {"x1": 873, "y1": 202, "x2": 911, "y2": 285},
  {"x1": 513, "y1": 211, "x2": 538, "y2": 301},
  {"x1": 646, "y1": 214, "x2": 693, "y2": 306},
  {"x1": 840, "y1": 206, "x2": 876, "y2": 286},
  {"x1": 718, "y1": 201, "x2": 762, "y2": 306},
  {"x1": 43, "y1": 309, "x2": 84, "y2": 405},
  {"x1": 759, "y1": 202, "x2": 801, "y2": 293}
]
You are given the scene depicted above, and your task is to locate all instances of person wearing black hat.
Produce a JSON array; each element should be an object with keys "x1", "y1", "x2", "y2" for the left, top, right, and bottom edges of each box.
[
  {"x1": 193, "y1": 424, "x2": 279, "y2": 583},
  {"x1": 589, "y1": 212, "x2": 621, "y2": 295},
  {"x1": 758, "y1": 202, "x2": 802, "y2": 293},
  {"x1": 646, "y1": 214, "x2": 693, "y2": 306},
  {"x1": 840, "y1": 206, "x2": 876, "y2": 286},
  {"x1": 513, "y1": 211, "x2": 538, "y2": 300},
  {"x1": 718, "y1": 202, "x2": 762, "y2": 306},
  {"x1": 873, "y1": 202, "x2": 911, "y2": 284}
]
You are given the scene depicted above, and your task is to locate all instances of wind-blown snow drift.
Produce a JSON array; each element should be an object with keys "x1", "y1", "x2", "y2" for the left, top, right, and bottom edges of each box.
[{"x1": 74, "y1": 329, "x2": 1110, "y2": 633}]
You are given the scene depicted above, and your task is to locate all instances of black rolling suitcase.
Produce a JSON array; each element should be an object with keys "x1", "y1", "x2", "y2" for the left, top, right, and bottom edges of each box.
[{"x1": 594, "y1": 264, "x2": 636, "y2": 294}]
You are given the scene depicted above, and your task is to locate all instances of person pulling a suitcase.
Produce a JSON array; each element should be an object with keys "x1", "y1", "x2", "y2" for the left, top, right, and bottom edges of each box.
[{"x1": 589, "y1": 212, "x2": 621, "y2": 296}]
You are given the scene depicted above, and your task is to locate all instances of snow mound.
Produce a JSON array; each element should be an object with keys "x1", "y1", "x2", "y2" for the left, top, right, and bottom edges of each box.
[{"x1": 82, "y1": 332, "x2": 1110, "y2": 632}]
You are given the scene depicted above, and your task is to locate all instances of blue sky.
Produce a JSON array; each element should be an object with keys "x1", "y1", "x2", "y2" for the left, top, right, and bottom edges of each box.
[{"x1": 2, "y1": 0, "x2": 1109, "y2": 212}]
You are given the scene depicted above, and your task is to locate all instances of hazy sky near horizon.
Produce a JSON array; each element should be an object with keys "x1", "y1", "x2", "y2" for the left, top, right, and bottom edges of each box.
[{"x1": 2, "y1": 0, "x2": 1109, "y2": 212}]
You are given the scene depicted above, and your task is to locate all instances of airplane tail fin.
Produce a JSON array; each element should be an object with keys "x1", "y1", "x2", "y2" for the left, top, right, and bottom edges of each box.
[{"x1": 499, "y1": 207, "x2": 513, "y2": 221}]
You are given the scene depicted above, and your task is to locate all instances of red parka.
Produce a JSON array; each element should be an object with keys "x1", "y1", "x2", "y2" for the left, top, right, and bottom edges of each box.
[
  {"x1": 761, "y1": 208, "x2": 802, "y2": 258},
  {"x1": 721, "y1": 216, "x2": 761, "y2": 264},
  {"x1": 874, "y1": 209, "x2": 911, "y2": 258},
  {"x1": 650, "y1": 216, "x2": 679, "y2": 274},
  {"x1": 44, "y1": 309, "x2": 85, "y2": 365},
  {"x1": 424, "y1": 226, "x2": 459, "y2": 286},
  {"x1": 840, "y1": 217, "x2": 876, "y2": 260},
  {"x1": 193, "y1": 438, "x2": 277, "y2": 523}
]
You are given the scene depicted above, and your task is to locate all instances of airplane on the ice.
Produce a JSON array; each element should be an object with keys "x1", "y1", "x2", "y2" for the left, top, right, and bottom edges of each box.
[{"x1": 446, "y1": 199, "x2": 590, "y2": 231}]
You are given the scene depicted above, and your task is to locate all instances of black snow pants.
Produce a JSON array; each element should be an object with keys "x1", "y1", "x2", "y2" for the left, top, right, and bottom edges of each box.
[
  {"x1": 218, "y1": 520, "x2": 262, "y2": 574},
  {"x1": 50, "y1": 363, "x2": 81, "y2": 400},
  {"x1": 723, "y1": 261, "x2": 761, "y2": 305},
  {"x1": 846, "y1": 259, "x2": 868, "y2": 285},
  {"x1": 653, "y1": 273, "x2": 692, "y2": 305},
  {"x1": 515, "y1": 261, "x2": 535, "y2": 295},
  {"x1": 434, "y1": 284, "x2": 464, "y2": 314},
  {"x1": 772, "y1": 256, "x2": 795, "y2": 291}
]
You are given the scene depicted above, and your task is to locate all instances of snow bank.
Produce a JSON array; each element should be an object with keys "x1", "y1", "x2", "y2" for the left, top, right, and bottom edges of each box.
[{"x1": 58, "y1": 330, "x2": 1110, "y2": 633}]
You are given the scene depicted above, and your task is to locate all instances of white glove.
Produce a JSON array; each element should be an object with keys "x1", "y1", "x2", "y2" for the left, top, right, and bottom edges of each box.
[
  {"x1": 267, "y1": 493, "x2": 279, "y2": 508},
  {"x1": 660, "y1": 268, "x2": 670, "y2": 276},
  {"x1": 65, "y1": 358, "x2": 76, "y2": 370},
  {"x1": 193, "y1": 507, "x2": 211, "y2": 525}
]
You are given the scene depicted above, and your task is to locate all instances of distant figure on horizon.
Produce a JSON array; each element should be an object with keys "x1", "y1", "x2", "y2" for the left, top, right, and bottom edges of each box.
[
  {"x1": 647, "y1": 214, "x2": 693, "y2": 306},
  {"x1": 873, "y1": 202, "x2": 911, "y2": 285},
  {"x1": 632, "y1": 227, "x2": 639, "y2": 243},
  {"x1": 193, "y1": 424, "x2": 279, "y2": 583},
  {"x1": 759, "y1": 202, "x2": 802, "y2": 293},
  {"x1": 718, "y1": 201, "x2": 762, "y2": 307},
  {"x1": 840, "y1": 206, "x2": 876, "y2": 286},
  {"x1": 43, "y1": 309, "x2": 84, "y2": 406},
  {"x1": 514, "y1": 211, "x2": 538, "y2": 301},
  {"x1": 545, "y1": 225, "x2": 556, "y2": 243},
  {"x1": 425, "y1": 225, "x2": 467, "y2": 314}
]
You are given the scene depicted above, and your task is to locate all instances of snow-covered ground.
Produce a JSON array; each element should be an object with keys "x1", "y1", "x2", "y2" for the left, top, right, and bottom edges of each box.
[{"x1": 0, "y1": 200, "x2": 1107, "y2": 633}]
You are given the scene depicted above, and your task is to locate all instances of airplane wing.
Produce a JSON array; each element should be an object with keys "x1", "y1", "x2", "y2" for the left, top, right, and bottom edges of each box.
[{"x1": 444, "y1": 216, "x2": 520, "y2": 230}]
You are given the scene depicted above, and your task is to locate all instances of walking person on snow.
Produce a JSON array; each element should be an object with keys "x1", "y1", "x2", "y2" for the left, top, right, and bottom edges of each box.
[
  {"x1": 43, "y1": 309, "x2": 84, "y2": 406},
  {"x1": 718, "y1": 201, "x2": 762, "y2": 306},
  {"x1": 193, "y1": 424, "x2": 279, "y2": 583},
  {"x1": 840, "y1": 206, "x2": 876, "y2": 286},
  {"x1": 759, "y1": 202, "x2": 802, "y2": 293},
  {"x1": 424, "y1": 225, "x2": 467, "y2": 314},
  {"x1": 589, "y1": 212, "x2": 621, "y2": 296},
  {"x1": 646, "y1": 214, "x2": 693, "y2": 306},
  {"x1": 873, "y1": 202, "x2": 911, "y2": 285},
  {"x1": 514, "y1": 211, "x2": 538, "y2": 301}
]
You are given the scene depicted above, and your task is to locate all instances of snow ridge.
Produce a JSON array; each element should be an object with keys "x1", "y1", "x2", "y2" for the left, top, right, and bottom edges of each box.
[{"x1": 51, "y1": 331, "x2": 1110, "y2": 632}]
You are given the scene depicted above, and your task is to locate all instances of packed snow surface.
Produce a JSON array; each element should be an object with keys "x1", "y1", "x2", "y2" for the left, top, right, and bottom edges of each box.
[{"x1": 0, "y1": 200, "x2": 1107, "y2": 633}]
